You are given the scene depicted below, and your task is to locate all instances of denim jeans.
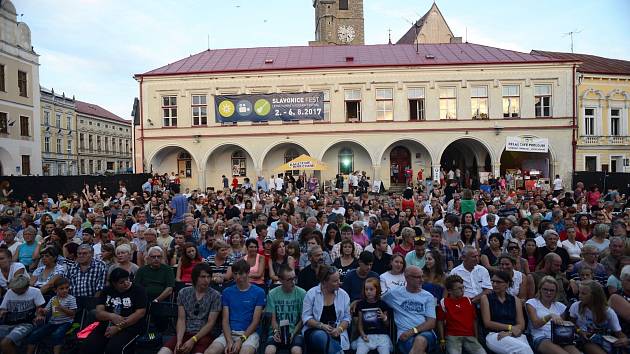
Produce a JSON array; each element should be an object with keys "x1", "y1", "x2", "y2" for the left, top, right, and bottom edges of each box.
[
  {"x1": 26, "y1": 322, "x2": 72, "y2": 346},
  {"x1": 304, "y1": 329, "x2": 342, "y2": 354}
]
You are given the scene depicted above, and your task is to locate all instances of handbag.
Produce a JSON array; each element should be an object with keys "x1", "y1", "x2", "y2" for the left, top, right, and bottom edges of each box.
[
  {"x1": 551, "y1": 321, "x2": 576, "y2": 346},
  {"x1": 77, "y1": 321, "x2": 100, "y2": 339}
]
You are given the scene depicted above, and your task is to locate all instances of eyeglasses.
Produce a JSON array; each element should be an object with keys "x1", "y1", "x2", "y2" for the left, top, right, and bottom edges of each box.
[
  {"x1": 508, "y1": 246, "x2": 519, "y2": 251},
  {"x1": 149, "y1": 255, "x2": 162, "y2": 259}
]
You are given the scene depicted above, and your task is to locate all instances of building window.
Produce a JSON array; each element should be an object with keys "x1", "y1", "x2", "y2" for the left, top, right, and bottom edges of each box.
[
  {"x1": 162, "y1": 96, "x2": 177, "y2": 127},
  {"x1": 339, "y1": 0, "x2": 348, "y2": 10},
  {"x1": 610, "y1": 108, "x2": 621, "y2": 136},
  {"x1": 125, "y1": 140, "x2": 129, "y2": 153},
  {"x1": 79, "y1": 133, "x2": 84, "y2": 149},
  {"x1": 408, "y1": 88, "x2": 425, "y2": 121},
  {"x1": 338, "y1": 148, "x2": 354, "y2": 174},
  {"x1": 376, "y1": 88, "x2": 394, "y2": 121},
  {"x1": 323, "y1": 90, "x2": 331, "y2": 121},
  {"x1": 534, "y1": 84, "x2": 552, "y2": 117},
  {"x1": 584, "y1": 108, "x2": 595, "y2": 136},
  {"x1": 0, "y1": 112, "x2": 7, "y2": 134},
  {"x1": 88, "y1": 160, "x2": 93, "y2": 174},
  {"x1": 439, "y1": 87, "x2": 457, "y2": 120},
  {"x1": 191, "y1": 95, "x2": 207, "y2": 126},
  {"x1": 21, "y1": 155, "x2": 30, "y2": 175},
  {"x1": 80, "y1": 159, "x2": 85, "y2": 174},
  {"x1": 104, "y1": 137, "x2": 109, "y2": 152},
  {"x1": 56, "y1": 113, "x2": 61, "y2": 128},
  {"x1": 585, "y1": 156, "x2": 597, "y2": 172},
  {"x1": 20, "y1": 116, "x2": 29, "y2": 136},
  {"x1": 44, "y1": 136, "x2": 50, "y2": 152},
  {"x1": 66, "y1": 115, "x2": 72, "y2": 130},
  {"x1": 177, "y1": 152, "x2": 192, "y2": 178},
  {"x1": 107, "y1": 161, "x2": 114, "y2": 170},
  {"x1": 119, "y1": 140, "x2": 122, "y2": 153},
  {"x1": 96, "y1": 136, "x2": 101, "y2": 151},
  {"x1": 112, "y1": 138, "x2": 116, "y2": 153},
  {"x1": 502, "y1": 85, "x2": 520, "y2": 118},
  {"x1": 97, "y1": 160, "x2": 102, "y2": 172},
  {"x1": 231, "y1": 150, "x2": 247, "y2": 177},
  {"x1": 17, "y1": 71, "x2": 27, "y2": 97},
  {"x1": 0, "y1": 64, "x2": 4, "y2": 91},
  {"x1": 44, "y1": 111, "x2": 50, "y2": 126},
  {"x1": 88, "y1": 134, "x2": 93, "y2": 151},
  {"x1": 345, "y1": 89, "x2": 361, "y2": 122},
  {"x1": 56, "y1": 138, "x2": 62, "y2": 153},
  {"x1": 471, "y1": 86, "x2": 489, "y2": 119},
  {"x1": 67, "y1": 140, "x2": 72, "y2": 154}
]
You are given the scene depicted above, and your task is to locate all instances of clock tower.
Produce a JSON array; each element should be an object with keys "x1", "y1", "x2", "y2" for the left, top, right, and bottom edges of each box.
[{"x1": 309, "y1": 0, "x2": 365, "y2": 46}]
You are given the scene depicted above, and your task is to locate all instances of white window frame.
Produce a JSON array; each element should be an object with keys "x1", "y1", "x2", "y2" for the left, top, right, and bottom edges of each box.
[
  {"x1": 55, "y1": 113, "x2": 61, "y2": 128},
  {"x1": 502, "y1": 84, "x2": 520, "y2": 118},
  {"x1": 439, "y1": 86, "x2": 457, "y2": 120},
  {"x1": 610, "y1": 155, "x2": 625, "y2": 173},
  {"x1": 375, "y1": 88, "x2": 394, "y2": 121},
  {"x1": 534, "y1": 84, "x2": 552, "y2": 117},
  {"x1": 191, "y1": 94, "x2": 208, "y2": 126},
  {"x1": 583, "y1": 107, "x2": 597, "y2": 136},
  {"x1": 584, "y1": 155, "x2": 599, "y2": 172},
  {"x1": 66, "y1": 115, "x2": 72, "y2": 130},
  {"x1": 322, "y1": 89, "x2": 331, "y2": 121},
  {"x1": 67, "y1": 139, "x2": 72, "y2": 154},
  {"x1": 162, "y1": 96, "x2": 177, "y2": 127},
  {"x1": 56, "y1": 138, "x2": 62, "y2": 154},
  {"x1": 609, "y1": 107, "x2": 621, "y2": 136},
  {"x1": 471, "y1": 85, "x2": 489, "y2": 119},
  {"x1": 44, "y1": 136, "x2": 50, "y2": 153},
  {"x1": 344, "y1": 89, "x2": 362, "y2": 122},
  {"x1": 44, "y1": 111, "x2": 50, "y2": 126}
]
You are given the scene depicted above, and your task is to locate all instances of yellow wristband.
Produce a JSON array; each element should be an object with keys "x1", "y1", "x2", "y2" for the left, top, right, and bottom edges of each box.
[
  {"x1": 507, "y1": 325, "x2": 512, "y2": 332},
  {"x1": 192, "y1": 335, "x2": 198, "y2": 343},
  {"x1": 413, "y1": 327, "x2": 418, "y2": 334},
  {"x1": 240, "y1": 334, "x2": 248, "y2": 342},
  {"x1": 440, "y1": 339, "x2": 447, "y2": 344}
]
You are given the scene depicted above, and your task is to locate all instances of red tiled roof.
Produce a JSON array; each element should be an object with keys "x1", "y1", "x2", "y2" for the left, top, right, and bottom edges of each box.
[
  {"x1": 75, "y1": 100, "x2": 130, "y2": 125},
  {"x1": 531, "y1": 50, "x2": 630, "y2": 76},
  {"x1": 137, "y1": 43, "x2": 574, "y2": 78}
]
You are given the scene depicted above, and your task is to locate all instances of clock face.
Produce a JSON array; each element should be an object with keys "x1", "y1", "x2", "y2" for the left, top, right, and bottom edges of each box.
[{"x1": 337, "y1": 25, "x2": 356, "y2": 44}]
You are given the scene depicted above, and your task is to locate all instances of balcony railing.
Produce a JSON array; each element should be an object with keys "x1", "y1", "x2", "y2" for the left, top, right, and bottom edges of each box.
[{"x1": 579, "y1": 135, "x2": 629, "y2": 145}]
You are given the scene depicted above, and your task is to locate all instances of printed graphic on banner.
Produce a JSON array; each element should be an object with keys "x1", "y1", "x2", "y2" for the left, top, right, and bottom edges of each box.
[
  {"x1": 215, "y1": 92, "x2": 324, "y2": 122},
  {"x1": 505, "y1": 136, "x2": 549, "y2": 153}
]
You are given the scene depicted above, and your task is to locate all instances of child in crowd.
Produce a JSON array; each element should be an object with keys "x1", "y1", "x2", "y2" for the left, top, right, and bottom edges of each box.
[
  {"x1": 437, "y1": 275, "x2": 486, "y2": 354},
  {"x1": 355, "y1": 277, "x2": 392, "y2": 354},
  {"x1": 26, "y1": 277, "x2": 77, "y2": 354}
]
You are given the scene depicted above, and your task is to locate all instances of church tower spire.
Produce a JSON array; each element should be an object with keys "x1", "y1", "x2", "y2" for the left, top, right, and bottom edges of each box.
[{"x1": 309, "y1": 0, "x2": 365, "y2": 46}]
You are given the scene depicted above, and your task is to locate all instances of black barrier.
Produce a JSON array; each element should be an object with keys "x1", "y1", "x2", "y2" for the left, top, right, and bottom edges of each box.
[
  {"x1": 572, "y1": 172, "x2": 630, "y2": 195},
  {"x1": 0, "y1": 173, "x2": 152, "y2": 201}
]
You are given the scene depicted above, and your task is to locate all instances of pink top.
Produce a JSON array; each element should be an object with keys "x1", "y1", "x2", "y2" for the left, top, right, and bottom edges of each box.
[
  {"x1": 352, "y1": 233, "x2": 369, "y2": 248},
  {"x1": 244, "y1": 254, "x2": 264, "y2": 285}
]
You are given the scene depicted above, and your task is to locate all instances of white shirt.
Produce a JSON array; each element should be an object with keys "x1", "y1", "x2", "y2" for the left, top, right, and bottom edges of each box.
[
  {"x1": 268, "y1": 178, "x2": 276, "y2": 190},
  {"x1": 507, "y1": 270, "x2": 523, "y2": 297},
  {"x1": 450, "y1": 264, "x2": 492, "y2": 299},
  {"x1": 561, "y1": 239, "x2": 583, "y2": 259},
  {"x1": 379, "y1": 272, "x2": 406, "y2": 295},
  {"x1": 553, "y1": 178, "x2": 563, "y2": 191},
  {"x1": 363, "y1": 243, "x2": 393, "y2": 255},
  {"x1": 332, "y1": 207, "x2": 346, "y2": 215},
  {"x1": 526, "y1": 298, "x2": 566, "y2": 340},
  {"x1": 275, "y1": 177, "x2": 284, "y2": 188}
]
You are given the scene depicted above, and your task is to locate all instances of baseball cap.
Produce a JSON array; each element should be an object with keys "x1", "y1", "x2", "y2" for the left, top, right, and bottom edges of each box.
[
  {"x1": 64, "y1": 225, "x2": 76, "y2": 231},
  {"x1": 9, "y1": 274, "x2": 30, "y2": 291}
]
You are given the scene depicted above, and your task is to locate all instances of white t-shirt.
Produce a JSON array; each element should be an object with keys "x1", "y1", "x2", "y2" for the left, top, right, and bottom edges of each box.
[
  {"x1": 561, "y1": 240, "x2": 583, "y2": 259},
  {"x1": 450, "y1": 264, "x2": 492, "y2": 299},
  {"x1": 275, "y1": 178, "x2": 284, "y2": 189},
  {"x1": 553, "y1": 178, "x2": 563, "y2": 191},
  {"x1": 507, "y1": 270, "x2": 523, "y2": 297},
  {"x1": 569, "y1": 301, "x2": 621, "y2": 333},
  {"x1": 0, "y1": 287, "x2": 46, "y2": 322},
  {"x1": 526, "y1": 298, "x2": 567, "y2": 340},
  {"x1": 380, "y1": 272, "x2": 406, "y2": 295},
  {"x1": 0, "y1": 262, "x2": 25, "y2": 290}
]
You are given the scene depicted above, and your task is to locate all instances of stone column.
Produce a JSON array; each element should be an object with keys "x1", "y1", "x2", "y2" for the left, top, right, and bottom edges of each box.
[{"x1": 197, "y1": 169, "x2": 206, "y2": 191}]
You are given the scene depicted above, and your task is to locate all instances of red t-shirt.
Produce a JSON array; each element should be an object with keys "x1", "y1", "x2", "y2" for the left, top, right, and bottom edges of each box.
[{"x1": 437, "y1": 296, "x2": 476, "y2": 337}]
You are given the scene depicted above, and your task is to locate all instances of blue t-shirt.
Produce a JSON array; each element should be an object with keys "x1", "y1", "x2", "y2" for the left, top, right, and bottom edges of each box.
[
  {"x1": 383, "y1": 286, "x2": 436, "y2": 339},
  {"x1": 198, "y1": 244, "x2": 216, "y2": 260},
  {"x1": 222, "y1": 284, "x2": 266, "y2": 331},
  {"x1": 342, "y1": 269, "x2": 379, "y2": 302},
  {"x1": 170, "y1": 194, "x2": 188, "y2": 224}
]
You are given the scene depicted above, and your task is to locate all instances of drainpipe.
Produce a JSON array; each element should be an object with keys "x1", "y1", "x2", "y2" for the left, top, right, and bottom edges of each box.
[
  {"x1": 139, "y1": 76, "x2": 145, "y2": 173},
  {"x1": 572, "y1": 64, "x2": 577, "y2": 176}
]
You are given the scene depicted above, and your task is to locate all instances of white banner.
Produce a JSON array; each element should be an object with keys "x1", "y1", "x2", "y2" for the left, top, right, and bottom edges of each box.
[{"x1": 506, "y1": 136, "x2": 549, "y2": 153}]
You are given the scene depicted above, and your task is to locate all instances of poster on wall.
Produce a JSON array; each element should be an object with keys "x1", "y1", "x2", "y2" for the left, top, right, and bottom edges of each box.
[
  {"x1": 215, "y1": 92, "x2": 324, "y2": 123},
  {"x1": 506, "y1": 136, "x2": 549, "y2": 153}
]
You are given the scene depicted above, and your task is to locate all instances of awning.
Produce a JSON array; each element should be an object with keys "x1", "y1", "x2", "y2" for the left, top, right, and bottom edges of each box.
[{"x1": 274, "y1": 154, "x2": 328, "y2": 172}]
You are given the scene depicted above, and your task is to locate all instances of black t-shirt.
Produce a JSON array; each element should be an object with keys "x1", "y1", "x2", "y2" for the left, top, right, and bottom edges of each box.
[
  {"x1": 99, "y1": 284, "x2": 148, "y2": 333},
  {"x1": 297, "y1": 266, "x2": 319, "y2": 291},
  {"x1": 371, "y1": 252, "x2": 392, "y2": 275},
  {"x1": 332, "y1": 258, "x2": 358, "y2": 282},
  {"x1": 225, "y1": 206, "x2": 241, "y2": 220},
  {"x1": 356, "y1": 299, "x2": 390, "y2": 335}
]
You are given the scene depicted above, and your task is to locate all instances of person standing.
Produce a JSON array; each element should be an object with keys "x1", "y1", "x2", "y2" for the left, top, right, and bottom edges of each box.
[{"x1": 169, "y1": 185, "x2": 187, "y2": 235}]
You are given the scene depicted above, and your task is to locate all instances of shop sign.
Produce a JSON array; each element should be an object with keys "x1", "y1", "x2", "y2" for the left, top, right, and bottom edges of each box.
[
  {"x1": 506, "y1": 136, "x2": 549, "y2": 153},
  {"x1": 215, "y1": 92, "x2": 324, "y2": 122}
]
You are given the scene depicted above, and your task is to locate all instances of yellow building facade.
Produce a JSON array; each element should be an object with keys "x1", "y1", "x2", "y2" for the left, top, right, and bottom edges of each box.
[{"x1": 134, "y1": 44, "x2": 577, "y2": 191}]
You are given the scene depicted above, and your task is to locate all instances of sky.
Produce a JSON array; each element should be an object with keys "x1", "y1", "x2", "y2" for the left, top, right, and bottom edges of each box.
[{"x1": 18, "y1": 0, "x2": 630, "y2": 120}]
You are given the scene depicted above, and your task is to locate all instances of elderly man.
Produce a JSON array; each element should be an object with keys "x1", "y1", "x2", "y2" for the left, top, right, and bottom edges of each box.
[
  {"x1": 528, "y1": 252, "x2": 569, "y2": 305},
  {"x1": 383, "y1": 266, "x2": 437, "y2": 354},
  {"x1": 535, "y1": 229, "x2": 571, "y2": 272},
  {"x1": 65, "y1": 244, "x2": 107, "y2": 298},
  {"x1": 450, "y1": 246, "x2": 492, "y2": 304},
  {"x1": 297, "y1": 246, "x2": 324, "y2": 291},
  {"x1": 134, "y1": 246, "x2": 175, "y2": 302},
  {"x1": 601, "y1": 237, "x2": 626, "y2": 276}
]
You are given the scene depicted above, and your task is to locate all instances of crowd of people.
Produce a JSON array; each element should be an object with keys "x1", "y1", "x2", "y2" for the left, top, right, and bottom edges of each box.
[{"x1": 0, "y1": 172, "x2": 628, "y2": 354}]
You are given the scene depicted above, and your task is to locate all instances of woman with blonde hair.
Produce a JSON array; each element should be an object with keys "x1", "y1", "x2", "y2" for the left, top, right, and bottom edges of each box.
[
  {"x1": 526, "y1": 276, "x2": 580, "y2": 354},
  {"x1": 108, "y1": 243, "x2": 139, "y2": 280}
]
